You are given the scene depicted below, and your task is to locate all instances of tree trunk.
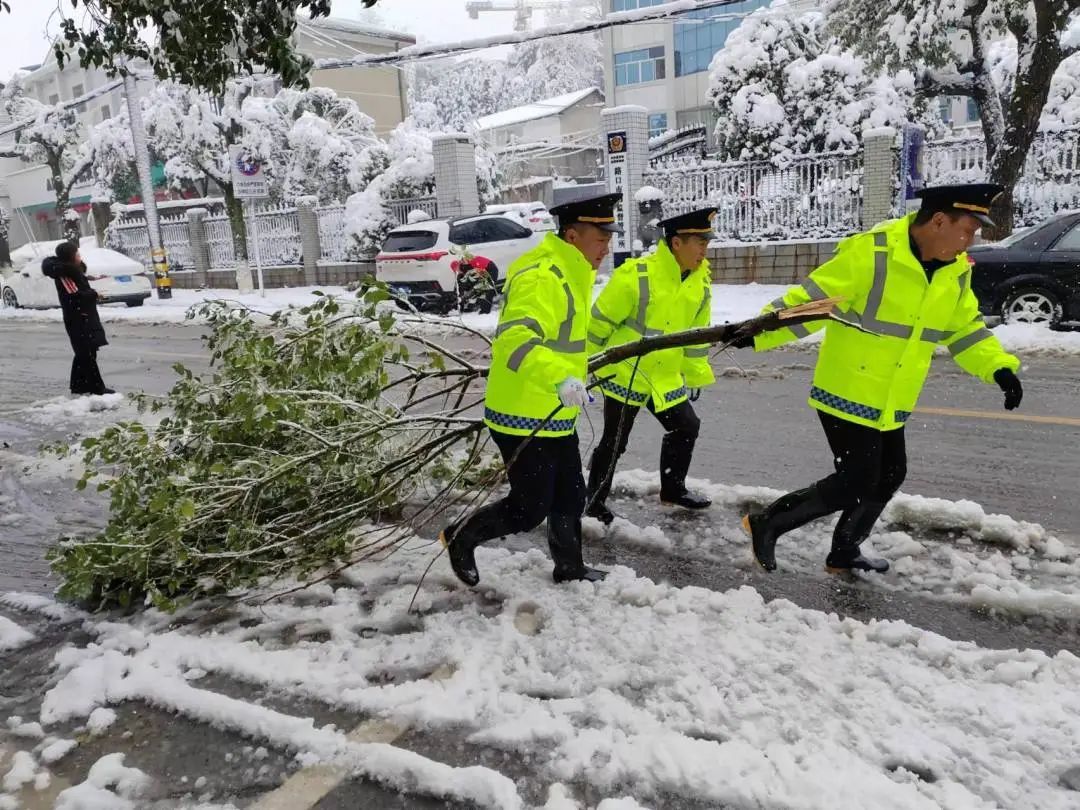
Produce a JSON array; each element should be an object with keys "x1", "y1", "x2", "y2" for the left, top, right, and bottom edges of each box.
[
  {"x1": 91, "y1": 202, "x2": 113, "y2": 247},
  {"x1": 223, "y1": 183, "x2": 248, "y2": 262},
  {"x1": 49, "y1": 153, "x2": 81, "y2": 243},
  {"x1": 983, "y1": 8, "x2": 1065, "y2": 239}
]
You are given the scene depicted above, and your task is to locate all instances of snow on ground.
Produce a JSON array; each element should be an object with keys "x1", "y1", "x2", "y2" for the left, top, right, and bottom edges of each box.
[
  {"x1": 0, "y1": 614, "x2": 33, "y2": 652},
  {"x1": 599, "y1": 470, "x2": 1080, "y2": 621},
  {"x1": 3, "y1": 281, "x2": 1077, "y2": 356},
  {"x1": 3, "y1": 540, "x2": 1080, "y2": 809}
]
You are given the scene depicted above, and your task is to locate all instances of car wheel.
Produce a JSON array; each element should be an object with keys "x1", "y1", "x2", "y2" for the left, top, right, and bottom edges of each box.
[
  {"x1": 125, "y1": 299, "x2": 144, "y2": 308},
  {"x1": 2, "y1": 287, "x2": 18, "y2": 308},
  {"x1": 1001, "y1": 286, "x2": 1063, "y2": 325}
]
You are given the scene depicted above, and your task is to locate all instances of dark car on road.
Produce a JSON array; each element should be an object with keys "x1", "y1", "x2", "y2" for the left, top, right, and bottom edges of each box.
[{"x1": 967, "y1": 210, "x2": 1080, "y2": 327}]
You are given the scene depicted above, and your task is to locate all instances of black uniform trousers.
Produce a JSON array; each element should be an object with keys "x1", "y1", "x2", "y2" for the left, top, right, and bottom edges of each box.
[
  {"x1": 70, "y1": 347, "x2": 106, "y2": 395},
  {"x1": 454, "y1": 429, "x2": 587, "y2": 569},
  {"x1": 587, "y1": 395, "x2": 700, "y2": 506},
  {"x1": 815, "y1": 411, "x2": 907, "y2": 551}
]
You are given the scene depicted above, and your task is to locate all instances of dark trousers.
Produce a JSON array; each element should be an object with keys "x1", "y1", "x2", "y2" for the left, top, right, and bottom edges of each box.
[
  {"x1": 587, "y1": 395, "x2": 700, "y2": 506},
  {"x1": 70, "y1": 347, "x2": 105, "y2": 395},
  {"x1": 458, "y1": 429, "x2": 586, "y2": 544},
  {"x1": 815, "y1": 411, "x2": 907, "y2": 509}
]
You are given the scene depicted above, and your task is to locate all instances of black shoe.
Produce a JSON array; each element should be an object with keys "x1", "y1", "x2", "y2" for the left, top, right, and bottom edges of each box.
[
  {"x1": 439, "y1": 523, "x2": 479, "y2": 587},
  {"x1": 100, "y1": 388, "x2": 116, "y2": 395},
  {"x1": 740, "y1": 485, "x2": 835, "y2": 573},
  {"x1": 660, "y1": 490, "x2": 711, "y2": 510},
  {"x1": 553, "y1": 565, "x2": 608, "y2": 584},
  {"x1": 584, "y1": 501, "x2": 616, "y2": 525},
  {"x1": 825, "y1": 551, "x2": 890, "y2": 574},
  {"x1": 742, "y1": 512, "x2": 777, "y2": 572}
]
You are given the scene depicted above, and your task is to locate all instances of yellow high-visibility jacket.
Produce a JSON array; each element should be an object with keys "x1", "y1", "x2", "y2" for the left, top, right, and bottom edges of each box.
[
  {"x1": 755, "y1": 214, "x2": 1020, "y2": 431},
  {"x1": 588, "y1": 239, "x2": 714, "y2": 412},
  {"x1": 484, "y1": 232, "x2": 595, "y2": 437}
]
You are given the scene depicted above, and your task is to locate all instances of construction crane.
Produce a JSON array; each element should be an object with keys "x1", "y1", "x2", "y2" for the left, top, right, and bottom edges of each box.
[{"x1": 465, "y1": 0, "x2": 573, "y2": 32}]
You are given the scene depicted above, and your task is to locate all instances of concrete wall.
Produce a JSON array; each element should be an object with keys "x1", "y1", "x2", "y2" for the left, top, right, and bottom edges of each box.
[
  {"x1": 706, "y1": 240, "x2": 839, "y2": 285},
  {"x1": 168, "y1": 263, "x2": 375, "y2": 290}
]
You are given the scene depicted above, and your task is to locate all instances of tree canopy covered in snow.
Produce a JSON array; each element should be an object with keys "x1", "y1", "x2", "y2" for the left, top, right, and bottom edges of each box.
[
  {"x1": 0, "y1": 78, "x2": 93, "y2": 242},
  {"x1": 344, "y1": 105, "x2": 501, "y2": 257},
  {"x1": 828, "y1": 0, "x2": 1080, "y2": 232},
  {"x1": 708, "y1": 2, "x2": 933, "y2": 162},
  {"x1": 408, "y1": 0, "x2": 603, "y2": 132}
]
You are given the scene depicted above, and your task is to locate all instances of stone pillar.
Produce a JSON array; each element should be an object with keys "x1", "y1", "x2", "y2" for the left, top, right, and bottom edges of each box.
[
  {"x1": 297, "y1": 196, "x2": 320, "y2": 286},
  {"x1": 187, "y1": 207, "x2": 210, "y2": 288},
  {"x1": 862, "y1": 127, "x2": 897, "y2": 230},
  {"x1": 601, "y1": 106, "x2": 649, "y2": 266},
  {"x1": 432, "y1": 134, "x2": 480, "y2": 219}
]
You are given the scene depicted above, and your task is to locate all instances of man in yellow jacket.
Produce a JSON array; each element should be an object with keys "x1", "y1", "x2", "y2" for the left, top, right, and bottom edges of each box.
[
  {"x1": 585, "y1": 208, "x2": 718, "y2": 524},
  {"x1": 439, "y1": 193, "x2": 622, "y2": 586},
  {"x1": 741, "y1": 183, "x2": 1024, "y2": 574}
]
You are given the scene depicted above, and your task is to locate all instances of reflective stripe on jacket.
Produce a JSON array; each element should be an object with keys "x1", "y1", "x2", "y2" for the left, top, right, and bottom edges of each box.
[
  {"x1": 588, "y1": 239, "x2": 714, "y2": 412},
  {"x1": 484, "y1": 232, "x2": 595, "y2": 437},
  {"x1": 754, "y1": 214, "x2": 1020, "y2": 431}
]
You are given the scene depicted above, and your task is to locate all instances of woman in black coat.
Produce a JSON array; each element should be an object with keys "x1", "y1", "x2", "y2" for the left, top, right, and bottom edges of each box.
[{"x1": 41, "y1": 241, "x2": 114, "y2": 396}]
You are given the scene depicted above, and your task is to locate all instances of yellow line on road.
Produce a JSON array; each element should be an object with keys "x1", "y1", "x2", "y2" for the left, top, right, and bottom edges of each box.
[{"x1": 916, "y1": 405, "x2": 1080, "y2": 427}]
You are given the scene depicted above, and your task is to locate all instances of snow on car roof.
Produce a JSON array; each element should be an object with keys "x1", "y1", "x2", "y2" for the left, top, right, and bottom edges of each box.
[{"x1": 9, "y1": 240, "x2": 145, "y2": 275}]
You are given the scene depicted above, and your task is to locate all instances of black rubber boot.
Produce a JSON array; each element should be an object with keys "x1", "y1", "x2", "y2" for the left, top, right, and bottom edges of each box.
[
  {"x1": 547, "y1": 514, "x2": 607, "y2": 584},
  {"x1": 439, "y1": 501, "x2": 508, "y2": 587},
  {"x1": 824, "y1": 501, "x2": 890, "y2": 574},
  {"x1": 741, "y1": 485, "x2": 834, "y2": 572},
  {"x1": 660, "y1": 490, "x2": 711, "y2": 510},
  {"x1": 584, "y1": 501, "x2": 616, "y2": 525}
]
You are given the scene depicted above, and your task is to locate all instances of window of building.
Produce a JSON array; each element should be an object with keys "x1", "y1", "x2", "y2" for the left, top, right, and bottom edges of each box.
[
  {"x1": 100, "y1": 105, "x2": 112, "y2": 122},
  {"x1": 673, "y1": 0, "x2": 767, "y2": 78},
  {"x1": 72, "y1": 83, "x2": 84, "y2": 99},
  {"x1": 614, "y1": 46, "x2": 665, "y2": 86},
  {"x1": 48, "y1": 94, "x2": 59, "y2": 105},
  {"x1": 939, "y1": 97, "x2": 953, "y2": 124},
  {"x1": 612, "y1": 0, "x2": 665, "y2": 10},
  {"x1": 966, "y1": 97, "x2": 979, "y2": 123},
  {"x1": 648, "y1": 112, "x2": 669, "y2": 138}
]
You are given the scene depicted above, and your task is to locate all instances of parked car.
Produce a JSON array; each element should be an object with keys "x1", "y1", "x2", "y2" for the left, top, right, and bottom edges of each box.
[
  {"x1": 967, "y1": 211, "x2": 1080, "y2": 327},
  {"x1": 483, "y1": 201, "x2": 556, "y2": 232},
  {"x1": 375, "y1": 213, "x2": 543, "y2": 313},
  {"x1": 2, "y1": 238, "x2": 152, "y2": 309}
]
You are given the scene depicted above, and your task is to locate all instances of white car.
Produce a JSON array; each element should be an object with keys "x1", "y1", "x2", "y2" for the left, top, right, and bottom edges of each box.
[
  {"x1": 2, "y1": 238, "x2": 153, "y2": 309},
  {"x1": 376, "y1": 213, "x2": 543, "y2": 313},
  {"x1": 484, "y1": 201, "x2": 556, "y2": 232}
]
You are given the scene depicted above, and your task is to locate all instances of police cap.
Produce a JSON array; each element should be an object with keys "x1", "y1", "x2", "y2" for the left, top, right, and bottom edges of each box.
[
  {"x1": 658, "y1": 207, "x2": 718, "y2": 240},
  {"x1": 914, "y1": 183, "x2": 1005, "y2": 227},
  {"x1": 550, "y1": 192, "x2": 624, "y2": 233}
]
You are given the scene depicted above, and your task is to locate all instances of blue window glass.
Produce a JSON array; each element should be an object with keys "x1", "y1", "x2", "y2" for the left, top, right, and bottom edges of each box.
[
  {"x1": 673, "y1": 0, "x2": 768, "y2": 78},
  {"x1": 648, "y1": 113, "x2": 668, "y2": 138},
  {"x1": 612, "y1": 0, "x2": 665, "y2": 11},
  {"x1": 966, "y1": 97, "x2": 979, "y2": 122},
  {"x1": 613, "y1": 46, "x2": 665, "y2": 86}
]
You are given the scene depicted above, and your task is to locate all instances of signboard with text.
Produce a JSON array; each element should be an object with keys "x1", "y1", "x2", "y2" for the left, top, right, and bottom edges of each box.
[
  {"x1": 605, "y1": 130, "x2": 629, "y2": 253},
  {"x1": 229, "y1": 145, "x2": 269, "y2": 198}
]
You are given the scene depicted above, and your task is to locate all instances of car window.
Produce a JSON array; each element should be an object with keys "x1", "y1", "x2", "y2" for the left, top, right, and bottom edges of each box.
[
  {"x1": 382, "y1": 230, "x2": 438, "y2": 252},
  {"x1": 1049, "y1": 221, "x2": 1080, "y2": 251},
  {"x1": 449, "y1": 221, "x2": 484, "y2": 245},
  {"x1": 483, "y1": 218, "x2": 533, "y2": 241}
]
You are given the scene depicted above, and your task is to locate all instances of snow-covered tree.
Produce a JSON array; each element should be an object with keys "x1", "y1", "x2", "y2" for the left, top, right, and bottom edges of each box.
[
  {"x1": 709, "y1": 3, "x2": 929, "y2": 162},
  {"x1": 345, "y1": 105, "x2": 501, "y2": 257},
  {"x1": 828, "y1": 0, "x2": 1080, "y2": 234},
  {"x1": 408, "y1": 60, "x2": 511, "y2": 132},
  {"x1": 506, "y1": 0, "x2": 604, "y2": 104},
  {"x1": 0, "y1": 78, "x2": 93, "y2": 242}
]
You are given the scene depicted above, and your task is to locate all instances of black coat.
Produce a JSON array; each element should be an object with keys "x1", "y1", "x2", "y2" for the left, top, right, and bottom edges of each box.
[{"x1": 42, "y1": 257, "x2": 108, "y2": 352}]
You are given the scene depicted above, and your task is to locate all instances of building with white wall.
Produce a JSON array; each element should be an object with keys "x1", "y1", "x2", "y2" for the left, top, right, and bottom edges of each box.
[{"x1": 476, "y1": 87, "x2": 605, "y2": 183}]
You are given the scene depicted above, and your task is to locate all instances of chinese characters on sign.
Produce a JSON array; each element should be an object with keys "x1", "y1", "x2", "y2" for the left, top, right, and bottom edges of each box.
[{"x1": 606, "y1": 131, "x2": 628, "y2": 253}]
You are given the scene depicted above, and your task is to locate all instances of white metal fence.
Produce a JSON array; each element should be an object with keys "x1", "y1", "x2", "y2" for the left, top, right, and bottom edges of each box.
[
  {"x1": 316, "y1": 204, "x2": 350, "y2": 262},
  {"x1": 204, "y1": 214, "x2": 236, "y2": 269},
  {"x1": 249, "y1": 204, "x2": 301, "y2": 266},
  {"x1": 924, "y1": 129, "x2": 1080, "y2": 227},
  {"x1": 387, "y1": 196, "x2": 438, "y2": 226},
  {"x1": 645, "y1": 151, "x2": 863, "y2": 240},
  {"x1": 109, "y1": 213, "x2": 194, "y2": 271}
]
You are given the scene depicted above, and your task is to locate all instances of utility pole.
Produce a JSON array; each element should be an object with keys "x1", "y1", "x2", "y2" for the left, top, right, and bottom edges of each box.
[{"x1": 122, "y1": 71, "x2": 171, "y2": 299}]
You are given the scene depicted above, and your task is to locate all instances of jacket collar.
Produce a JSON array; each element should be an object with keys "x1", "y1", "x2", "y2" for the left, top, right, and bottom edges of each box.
[
  {"x1": 545, "y1": 232, "x2": 594, "y2": 277},
  {"x1": 880, "y1": 214, "x2": 968, "y2": 280},
  {"x1": 656, "y1": 239, "x2": 709, "y2": 281}
]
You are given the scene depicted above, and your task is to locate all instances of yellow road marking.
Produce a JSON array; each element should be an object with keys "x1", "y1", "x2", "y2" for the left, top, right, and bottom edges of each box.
[{"x1": 916, "y1": 405, "x2": 1080, "y2": 428}]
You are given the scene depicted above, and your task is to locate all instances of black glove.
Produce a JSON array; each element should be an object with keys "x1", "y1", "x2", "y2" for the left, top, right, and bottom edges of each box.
[
  {"x1": 687, "y1": 388, "x2": 701, "y2": 402},
  {"x1": 993, "y1": 368, "x2": 1023, "y2": 411}
]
